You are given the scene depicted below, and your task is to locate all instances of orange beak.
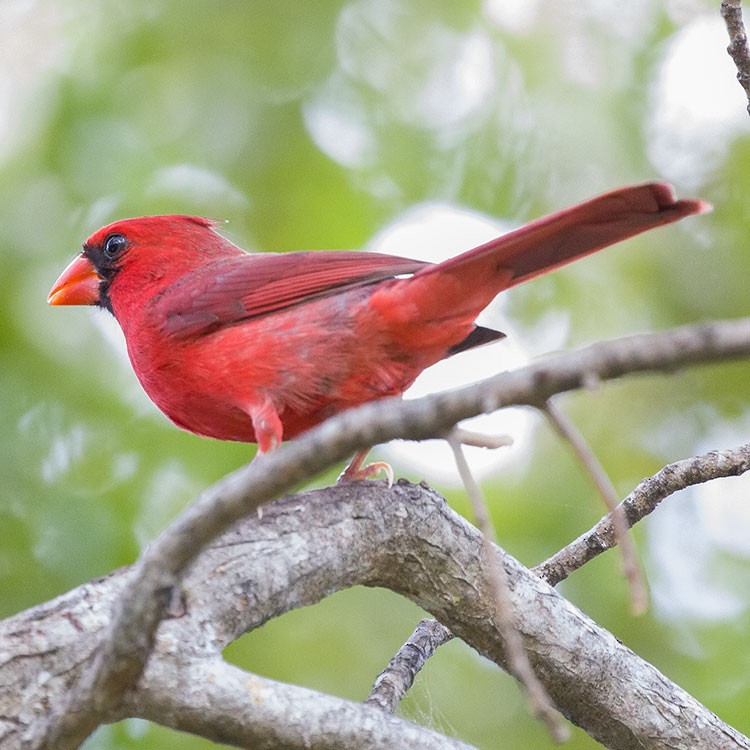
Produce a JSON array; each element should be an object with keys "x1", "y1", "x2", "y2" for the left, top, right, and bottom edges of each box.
[{"x1": 48, "y1": 254, "x2": 101, "y2": 306}]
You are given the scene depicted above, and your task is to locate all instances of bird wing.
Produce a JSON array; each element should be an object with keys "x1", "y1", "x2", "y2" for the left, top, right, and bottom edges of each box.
[{"x1": 154, "y1": 250, "x2": 431, "y2": 337}]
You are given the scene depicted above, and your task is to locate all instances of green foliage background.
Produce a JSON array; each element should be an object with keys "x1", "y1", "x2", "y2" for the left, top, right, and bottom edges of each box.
[{"x1": 2, "y1": 1, "x2": 749, "y2": 748}]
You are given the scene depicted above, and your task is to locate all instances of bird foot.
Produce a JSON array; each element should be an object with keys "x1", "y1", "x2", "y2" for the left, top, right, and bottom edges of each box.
[{"x1": 338, "y1": 449, "x2": 394, "y2": 486}]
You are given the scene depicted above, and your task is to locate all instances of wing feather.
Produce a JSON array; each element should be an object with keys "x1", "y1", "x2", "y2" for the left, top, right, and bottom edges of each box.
[{"x1": 154, "y1": 250, "x2": 430, "y2": 337}]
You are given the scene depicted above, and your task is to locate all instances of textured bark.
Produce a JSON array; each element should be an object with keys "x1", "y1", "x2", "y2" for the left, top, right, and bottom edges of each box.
[{"x1": 2, "y1": 482, "x2": 747, "y2": 749}]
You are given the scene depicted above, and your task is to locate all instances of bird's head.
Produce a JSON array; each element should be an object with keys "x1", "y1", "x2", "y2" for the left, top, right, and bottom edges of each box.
[{"x1": 48, "y1": 215, "x2": 232, "y2": 314}]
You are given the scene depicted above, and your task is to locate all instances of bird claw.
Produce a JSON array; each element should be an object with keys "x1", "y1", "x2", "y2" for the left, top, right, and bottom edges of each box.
[{"x1": 338, "y1": 449, "x2": 394, "y2": 486}]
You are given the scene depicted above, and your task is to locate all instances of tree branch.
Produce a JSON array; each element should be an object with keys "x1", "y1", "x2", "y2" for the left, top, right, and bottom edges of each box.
[
  {"x1": 721, "y1": 0, "x2": 750, "y2": 114},
  {"x1": 133, "y1": 657, "x2": 472, "y2": 750},
  {"x1": 366, "y1": 619, "x2": 454, "y2": 713},
  {"x1": 535, "y1": 443, "x2": 750, "y2": 586},
  {"x1": 4, "y1": 482, "x2": 749, "y2": 749}
]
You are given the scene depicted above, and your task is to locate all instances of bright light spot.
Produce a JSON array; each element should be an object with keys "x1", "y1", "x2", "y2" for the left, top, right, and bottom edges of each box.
[
  {"x1": 368, "y1": 203, "x2": 536, "y2": 485},
  {"x1": 368, "y1": 201, "x2": 512, "y2": 264},
  {"x1": 648, "y1": 493, "x2": 743, "y2": 623},
  {"x1": 0, "y1": 2, "x2": 68, "y2": 162},
  {"x1": 41, "y1": 424, "x2": 86, "y2": 484},
  {"x1": 379, "y1": 338, "x2": 535, "y2": 486},
  {"x1": 335, "y1": 0, "x2": 496, "y2": 129},
  {"x1": 572, "y1": 0, "x2": 654, "y2": 40},
  {"x1": 124, "y1": 718, "x2": 151, "y2": 740},
  {"x1": 92, "y1": 312, "x2": 129, "y2": 363},
  {"x1": 483, "y1": 0, "x2": 541, "y2": 34},
  {"x1": 648, "y1": 15, "x2": 746, "y2": 191},
  {"x1": 135, "y1": 462, "x2": 200, "y2": 548},
  {"x1": 648, "y1": 416, "x2": 750, "y2": 623},
  {"x1": 146, "y1": 164, "x2": 249, "y2": 209},
  {"x1": 302, "y1": 72, "x2": 376, "y2": 168},
  {"x1": 693, "y1": 417, "x2": 750, "y2": 559},
  {"x1": 697, "y1": 473, "x2": 750, "y2": 557}
]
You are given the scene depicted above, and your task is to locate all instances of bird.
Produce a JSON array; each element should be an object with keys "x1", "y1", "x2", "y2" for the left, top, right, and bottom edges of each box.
[{"x1": 48, "y1": 182, "x2": 709, "y2": 478}]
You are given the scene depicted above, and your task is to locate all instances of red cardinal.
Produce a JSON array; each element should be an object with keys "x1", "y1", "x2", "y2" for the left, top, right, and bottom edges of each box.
[{"x1": 49, "y1": 183, "x2": 708, "y2": 476}]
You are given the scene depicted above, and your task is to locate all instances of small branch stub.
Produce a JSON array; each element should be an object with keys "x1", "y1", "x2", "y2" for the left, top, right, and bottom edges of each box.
[{"x1": 366, "y1": 619, "x2": 454, "y2": 713}]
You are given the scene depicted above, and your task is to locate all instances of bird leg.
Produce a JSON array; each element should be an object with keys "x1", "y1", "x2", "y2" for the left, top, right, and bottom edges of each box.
[
  {"x1": 249, "y1": 398, "x2": 284, "y2": 454},
  {"x1": 338, "y1": 429, "x2": 511, "y2": 485}
]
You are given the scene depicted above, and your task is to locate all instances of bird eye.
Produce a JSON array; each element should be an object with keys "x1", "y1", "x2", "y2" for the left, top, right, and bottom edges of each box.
[{"x1": 103, "y1": 233, "x2": 127, "y2": 259}]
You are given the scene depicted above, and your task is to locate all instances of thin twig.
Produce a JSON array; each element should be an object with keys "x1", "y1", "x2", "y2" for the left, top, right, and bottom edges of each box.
[
  {"x1": 721, "y1": 0, "x2": 750, "y2": 114},
  {"x1": 535, "y1": 443, "x2": 750, "y2": 586},
  {"x1": 449, "y1": 427, "x2": 514, "y2": 449},
  {"x1": 541, "y1": 400, "x2": 648, "y2": 614},
  {"x1": 448, "y1": 433, "x2": 569, "y2": 743},
  {"x1": 365, "y1": 619, "x2": 454, "y2": 713}
]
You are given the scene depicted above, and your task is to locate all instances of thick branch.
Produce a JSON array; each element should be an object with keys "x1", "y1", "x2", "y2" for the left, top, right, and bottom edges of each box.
[
  {"x1": 133, "y1": 658, "x2": 472, "y2": 750},
  {"x1": 4, "y1": 482, "x2": 749, "y2": 749}
]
